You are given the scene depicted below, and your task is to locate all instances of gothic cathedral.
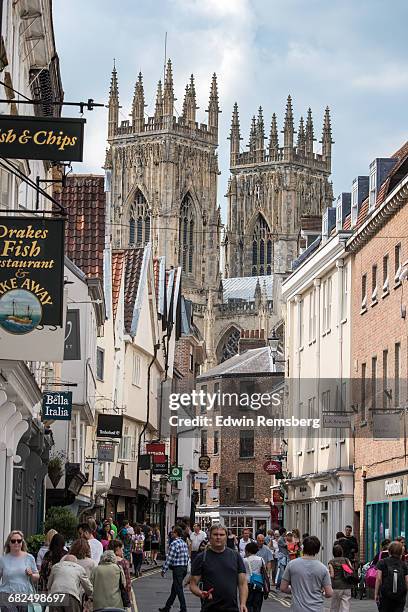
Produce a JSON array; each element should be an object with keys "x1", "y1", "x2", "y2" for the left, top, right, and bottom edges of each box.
[{"x1": 106, "y1": 61, "x2": 333, "y2": 369}]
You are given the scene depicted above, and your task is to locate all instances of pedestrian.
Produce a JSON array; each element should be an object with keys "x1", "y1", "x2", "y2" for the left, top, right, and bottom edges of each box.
[
  {"x1": 91, "y1": 550, "x2": 126, "y2": 611},
  {"x1": 142, "y1": 520, "x2": 152, "y2": 564},
  {"x1": 239, "y1": 528, "x2": 253, "y2": 558},
  {"x1": 190, "y1": 524, "x2": 248, "y2": 612},
  {"x1": 343, "y1": 525, "x2": 358, "y2": 565},
  {"x1": 269, "y1": 530, "x2": 279, "y2": 584},
  {"x1": 159, "y1": 525, "x2": 189, "y2": 612},
  {"x1": 108, "y1": 539, "x2": 132, "y2": 598},
  {"x1": 275, "y1": 527, "x2": 289, "y2": 590},
  {"x1": 255, "y1": 534, "x2": 273, "y2": 575},
  {"x1": 286, "y1": 532, "x2": 300, "y2": 560},
  {"x1": 87, "y1": 518, "x2": 98, "y2": 539},
  {"x1": 374, "y1": 540, "x2": 408, "y2": 612},
  {"x1": 264, "y1": 530, "x2": 273, "y2": 546},
  {"x1": 47, "y1": 553, "x2": 92, "y2": 612},
  {"x1": 280, "y1": 535, "x2": 333, "y2": 611},
  {"x1": 132, "y1": 526, "x2": 145, "y2": 577},
  {"x1": 227, "y1": 529, "x2": 238, "y2": 551},
  {"x1": 36, "y1": 529, "x2": 57, "y2": 570},
  {"x1": 190, "y1": 523, "x2": 207, "y2": 563},
  {"x1": 151, "y1": 524, "x2": 161, "y2": 565},
  {"x1": 244, "y1": 541, "x2": 266, "y2": 612},
  {"x1": 0, "y1": 530, "x2": 39, "y2": 607},
  {"x1": 328, "y1": 543, "x2": 352, "y2": 612},
  {"x1": 100, "y1": 522, "x2": 114, "y2": 550},
  {"x1": 118, "y1": 519, "x2": 132, "y2": 563},
  {"x1": 255, "y1": 523, "x2": 266, "y2": 537},
  {"x1": 39, "y1": 533, "x2": 67, "y2": 592},
  {"x1": 68, "y1": 539, "x2": 96, "y2": 612},
  {"x1": 373, "y1": 539, "x2": 390, "y2": 565},
  {"x1": 292, "y1": 528, "x2": 301, "y2": 549},
  {"x1": 77, "y1": 523, "x2": 103, "y2": 564}
]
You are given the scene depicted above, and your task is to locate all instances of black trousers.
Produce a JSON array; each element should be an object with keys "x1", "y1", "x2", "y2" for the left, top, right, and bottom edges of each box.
[
  {"x1": 379, "y1": 596, "x2": 406, "y2": 612},
  {"x1": 247, "y1": 587, "x2": 264, "y2": 612},
  {"x1": 164, "y1": 565, "x2": 187, "y2": 611}
]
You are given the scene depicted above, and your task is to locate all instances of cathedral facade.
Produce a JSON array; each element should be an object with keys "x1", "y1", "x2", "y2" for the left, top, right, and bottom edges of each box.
[{"x1": 106, "y1": 62, "x2": 333, "y2": 369}]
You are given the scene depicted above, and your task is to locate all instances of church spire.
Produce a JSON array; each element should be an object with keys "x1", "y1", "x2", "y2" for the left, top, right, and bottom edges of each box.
[
  {"x1": 249, "y1": 115, "x2": 256, "y2": 153},
  {"x1": 163, "y1": 58, "x2": 175, "y2": 117},
  {"x1": 268, "y1": 113, "x2": 279, "y2": 160},
  {"x1": 183, "y1": 75, "x2": 197, "y2": 124},
  {"x1": 132, "y1": 72, "x2": 145, "y2": 132},
  {"x1": 207, "y1": 73, "x2": 220, "y2": 136},
  {"x1": 182, "y1": 84, "x2": 189, "y2": 120},
  {"x1": 282, "y1": 95, "x2": 295, "y2": 159},
  {"x1": 154, "y1": 80, "x2": 163, "y2": 122},
  {"x1": 321, "y1": 106, "x2": 333, "y2": 167},
  {"x1": 297, "y1": 116, "x2": 306, "y2": 154},
  {"x1": 256, "y1": 106, "x2": 265, "y2": 155},
  {"x1": 229, "y1": 102, "x2": 241, "y2": 166},
  {"x1": 108, "y1": 63, "x2": 119, "y2": 141},
  {"x1": 305, "y1": 107, "x2": 315, "y2": 155}
]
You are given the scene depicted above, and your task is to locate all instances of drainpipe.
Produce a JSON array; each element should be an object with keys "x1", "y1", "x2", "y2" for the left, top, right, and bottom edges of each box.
[{"x1": 136, "y1": 342, "x2": 160, "y2": 520}]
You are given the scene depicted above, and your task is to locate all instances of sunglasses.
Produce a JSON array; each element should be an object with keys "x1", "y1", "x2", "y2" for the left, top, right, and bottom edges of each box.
[{"x1": 10, "y1": 539, "x2": 22, "y2": 544}]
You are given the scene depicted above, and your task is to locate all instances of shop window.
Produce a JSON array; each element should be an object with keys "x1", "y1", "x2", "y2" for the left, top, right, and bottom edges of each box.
[{"x1": 366, "y1": 502, "x2": 389, "y2": 562}]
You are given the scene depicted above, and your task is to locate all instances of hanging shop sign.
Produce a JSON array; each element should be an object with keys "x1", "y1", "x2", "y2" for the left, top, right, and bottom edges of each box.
[
  {"x1": 0, "y1": 115, "x2": 86, "y2": 162},
  {"x1": 97, "y1": 442, "x2": 115, "y2": 463},
  {"x1": 263, "y1": 460, "x2": 282, "y2": 475},
  {"x1": 146, "y1": 442, "x2": 166, "y2": 455},
  {"x1": 198, "y1": 455, "x2": 210, "y2": 471},
  {"x1": 138, "y1": 454, "x2": 152, "y2": 470},
  {"x1": 96, "y1": 414, "x2": 123, "y2": 438},
  {"x1": 42, "y1": 391, "x2": 72, "y2": 421},
  {"x1": 169, "y1": 466, "x2": 183, "y2": 481},
  {"x1": 0, "y1": 217, "x2": 64, "y2": 335},
  {"x1": 272, "y1": 489, "x2": 284, "y2": 504},
  {"x1": 322, "y1": 414, "x2": 351, "y2": 428},
  {"x1": 195, "y1": 472, "x2": 209, "y2": 484},
  {"x1": 152, "y1": 455, "x2": 168, "y2": 475},
  {"x1": 64, "y1": 309, "x2": 81, "y2": 360}
]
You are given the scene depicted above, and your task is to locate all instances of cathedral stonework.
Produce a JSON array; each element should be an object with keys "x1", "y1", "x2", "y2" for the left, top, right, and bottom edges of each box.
[{"x1": 106, "y1": 62, "x2": 334, "y2": 369}]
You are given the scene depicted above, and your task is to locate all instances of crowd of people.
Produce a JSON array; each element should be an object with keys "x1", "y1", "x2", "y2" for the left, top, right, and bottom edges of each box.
[{"x1": 0, "y1": 516, "x2": 161, "y2": 611}]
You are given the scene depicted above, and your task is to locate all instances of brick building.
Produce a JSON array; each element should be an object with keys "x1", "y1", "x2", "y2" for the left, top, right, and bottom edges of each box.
[
  {"x1": 348, "y1": 142, "x2": 408, "y2": 561},
  {"x1": 194, "y1": 340, "x2": 284, "y2": 534}
]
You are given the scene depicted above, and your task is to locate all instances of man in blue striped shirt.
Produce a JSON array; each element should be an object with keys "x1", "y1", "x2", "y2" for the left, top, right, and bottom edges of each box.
[{"x1": 159, "y1": 525, "x2": 189, "y2": 612}]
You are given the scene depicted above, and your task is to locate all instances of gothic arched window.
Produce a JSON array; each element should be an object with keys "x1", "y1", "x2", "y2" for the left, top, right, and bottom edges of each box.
[
  {"x1": 129, "y1": 190, "x2": 150, "y2": 246},
  {"x1": 179, "y1": 194, "x2": 195, "y2": 274},
  {"x1": 251, "y1": 215, "x2": 272, "y2": 276},
  {"x1": 219, "y1": 327, "x2": 241, "y2": 363}
]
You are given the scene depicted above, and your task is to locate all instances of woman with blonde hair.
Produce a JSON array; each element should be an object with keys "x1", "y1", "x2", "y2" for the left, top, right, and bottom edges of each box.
[
  {"x1": 0, "y1": 530, "x2": 39, "y2": 605},
  {"x1": 36, "y1": 529, "x2": 57, "y2": 570}
]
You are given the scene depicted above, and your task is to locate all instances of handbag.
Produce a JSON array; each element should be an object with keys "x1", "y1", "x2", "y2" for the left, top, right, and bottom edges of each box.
[
  {"x1": 341, "y1": 561, "x2": 358, "y2": 585},
  {"x1": 247, "y1": 558, "x2": 264, "y2": 591},
  {"x1": 366, "y1": 551, "x2": 385, "y2": 589},
  {"x1": 261, "y1": 561, "x2": 271, "y2": 600}
]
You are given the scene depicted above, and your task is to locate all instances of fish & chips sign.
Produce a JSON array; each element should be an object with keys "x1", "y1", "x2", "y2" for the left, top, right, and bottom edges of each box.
[{"x1": 0, "y1": 217, "x2": 64, "y2": 334}]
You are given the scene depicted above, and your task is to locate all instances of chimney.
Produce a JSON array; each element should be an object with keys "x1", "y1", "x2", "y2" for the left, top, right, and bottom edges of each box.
[
  {"x1": 351, "y1": 176, "x2": 369, "y2": 227},
  {"x1": 322, "y1": 207, "x2": 337, "y2": 241},
  {"x1": 238, "y1": 329, "x2": 267, "y2": 353},
  {"x1": 336, "y1": 193, "x2": 351, "y2": 231}
]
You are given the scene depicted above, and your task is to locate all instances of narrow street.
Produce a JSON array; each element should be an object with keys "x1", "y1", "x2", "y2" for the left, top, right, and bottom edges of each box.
[{"x1": 132, "y1": 567, "x2": 377, "y2": 611}]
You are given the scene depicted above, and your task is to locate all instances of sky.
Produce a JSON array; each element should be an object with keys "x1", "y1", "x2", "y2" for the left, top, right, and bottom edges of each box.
[{"x1": 53, "y1": 0, "x2": 408, "y2": 220}]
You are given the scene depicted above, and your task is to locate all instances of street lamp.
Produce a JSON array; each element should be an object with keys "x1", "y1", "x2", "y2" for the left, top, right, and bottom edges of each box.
[{"x1": 267, "y1": 330, "x2": 285, "y2": 365}]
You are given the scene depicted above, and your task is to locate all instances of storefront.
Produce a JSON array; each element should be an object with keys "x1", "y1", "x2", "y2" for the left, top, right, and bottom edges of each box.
[
  {"x1": 196, "y1": 506, "x2": 271, "y2": 535},
  {"x1": 366, "y1": 471, "x2": 408, "y2": 561}
]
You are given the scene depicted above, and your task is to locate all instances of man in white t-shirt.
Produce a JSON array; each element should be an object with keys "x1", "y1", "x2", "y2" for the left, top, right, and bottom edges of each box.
[
  {"x1": 189, "y1": 524, "x2": 207, "y2": 562},
  {"x1": 78, "y1": 523, "x2": 103, "y2": 563},
  {"x1": 239, "y1": 528, "x2": 253, "y2": 557}
]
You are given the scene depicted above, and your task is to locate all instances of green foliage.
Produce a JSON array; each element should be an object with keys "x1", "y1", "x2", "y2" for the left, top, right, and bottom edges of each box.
[
  {"x1": 44, "y1": 506, "x2": 78, "y2": 541},
  {"x1": 26, "y1": 534, "x2": 45, "y2": 556}
]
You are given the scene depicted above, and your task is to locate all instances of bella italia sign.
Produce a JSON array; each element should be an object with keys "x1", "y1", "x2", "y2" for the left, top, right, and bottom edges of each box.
[
  {"x1": 42, "y1": 391, "x2": 72, "y2": 421},
  {"x1": 0, "y1": 217, "x2": 64, "y2": 335},
  {"x1": 0, "y1": 115, "x2": 85, "y2": 162}
]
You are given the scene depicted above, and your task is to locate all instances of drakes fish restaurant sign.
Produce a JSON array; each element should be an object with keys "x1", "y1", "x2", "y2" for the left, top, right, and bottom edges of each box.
[
  {"x1": 42, "y1": 391, "x2": 72, "y2": 421},
  {"x1": 0, "y1": 115, "x2": 85, "y2": 162},
  {"x1": 0, "y1": 218, "x2": 64, "y2": 334}
]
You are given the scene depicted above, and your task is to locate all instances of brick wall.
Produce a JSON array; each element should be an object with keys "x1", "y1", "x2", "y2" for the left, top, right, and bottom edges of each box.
[{"x1": 351, "y1": 201, "x2": 408, "y2": 560}]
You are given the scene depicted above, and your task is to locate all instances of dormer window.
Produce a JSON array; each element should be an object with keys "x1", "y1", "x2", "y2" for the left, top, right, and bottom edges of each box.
[
  {"x1": 351, "y1": 180, "x2": 358, "y2": 227},
  {"x1": 369, "y1": 162, "x2": 377, "y2": 210}
]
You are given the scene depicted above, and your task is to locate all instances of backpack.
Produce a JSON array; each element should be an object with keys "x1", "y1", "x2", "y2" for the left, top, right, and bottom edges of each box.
[{"x1": 381, "y1": 558, "x2": 407, "y2": 601}]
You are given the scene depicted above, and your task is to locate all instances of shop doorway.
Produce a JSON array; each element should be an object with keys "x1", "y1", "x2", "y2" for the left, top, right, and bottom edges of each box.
[{"x1": 255, "y1": 520, "x2": 267, "y2": 535}]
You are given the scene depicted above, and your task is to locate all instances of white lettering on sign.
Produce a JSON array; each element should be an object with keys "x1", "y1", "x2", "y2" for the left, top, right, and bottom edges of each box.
[
  {"x1": 227, "y1": 509, "x2": 246, "y2": 515},
  {"x1": 385, "y1": 480, "x2": 403, "y2": 496}
]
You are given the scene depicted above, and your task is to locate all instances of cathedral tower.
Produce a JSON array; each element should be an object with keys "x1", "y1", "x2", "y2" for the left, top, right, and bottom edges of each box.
[
  {"x1": 225, "y1": 97, "x2": 333, "y2": 278},
  {"x1": 106, "y1": 60, "x2": 221, "y2": 301}
]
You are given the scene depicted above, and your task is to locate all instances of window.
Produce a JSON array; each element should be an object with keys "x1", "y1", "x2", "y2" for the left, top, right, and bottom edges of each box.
[
  {"x1": 309, "y1": 290, "x2": 316, "y2": 343},
  {"x1": 213, "y1": 382, "x2": 220, "y2": 411},
  {"x1": 383, "y1": 255, "x2": 389, "y2": 294},
  {"x1": 251, "y1": 215, "x2": 272, "y2": 276},
  {"x1": 201, "y1": 430, "x2": 208, "y2": 456},
  {"x1": 351, "y1": 180, "x2": 358, "y2": 227},
  {"x1": 189, "y1": 347, "x2": 194, "y2": 372},
  {"x1": 70, "y1": 414, "x2": 79, "y2": 463},
  {"x1": 119, "y1": 426, "x2": 132, "y2": 460},
  {"x1": 219, "y1": 327, "x2": 240, "y2": 363},
  {"x1": 308, "y1": 397, "x2": 316, "y2": 420},
  {"x1": 371, "y1": 356, "x2": 377, "y2": 411},
  {"x1": 341, "y1": 266, "x2": 348, "y2": 321},
  {"x1": 238, "y1": 473, "x2": 254, "y2": 501},
  {"x1": 322, "y1": 280, "x2": 327, "y2": 332},
  {"x1": 132, "y1": 354, "x2": 141, "y2": 386},
  {"x1": 395, "y1": 343, "x2": 400, "y2": 408},
  {"x1": 299, "y1": 299, "x2": 304, "y2": 347},
  {"x1": 200, "y1": 385, "x2": 207, "y2": 414},
  {"x1": 327, "y1": 277, "x2": 332, "y2": 330},
  {"x1": 213, "y1": 430, "x2": 219, "y2": 455},
  {"x1": 322, "y1": 278, "x2": 332, "y2": 333},
  {"x1": 179, "y1": 194, "x2": 195, "y2": 274},
  {"x1": 94, "y1": 462, "x2": 105, "y2": 482},
  {"x1": 129, "y1": 190, "x2": 150, "y2": 247},
  {"x1": 239, "y1": 430, "x2": 254, "y2": 458},
  {"x1": 361, "y1": 363, "x2": 367, "y2": 421},
  {"x1": 395, "y1": 243, "x2": 402, "y2": 283},
  {"x1": 372, "y1": 265, "x2": 378, "y2": 303},
  {"x1": 0, "y1": 168, "x2": 9, "y2": 210},
  {"x1": 361, "y1": 274, "x2": 367, "y2": 310},
  {"x1": 199, "y1": 482, "x2": 207, "y2": 505},
  {"x1": 96, "y1": 348, "x2": 105, "y2": 381},
  {"x1": 383, "y1": 350, "x2": 389, "y2": 407},
  {"x1": 213, "y1": 473, "x2": 220, "y2": 489}
]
